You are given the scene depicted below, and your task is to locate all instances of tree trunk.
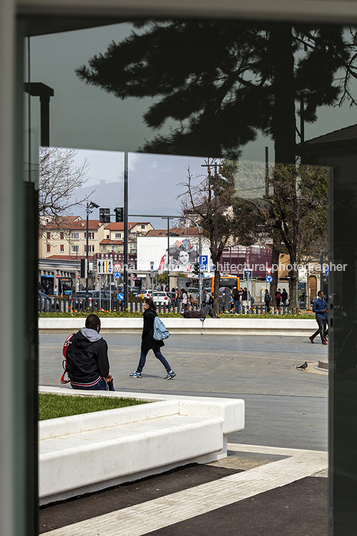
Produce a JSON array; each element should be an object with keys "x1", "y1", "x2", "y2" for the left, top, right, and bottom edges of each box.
[
  {"x1": 288, "y1": 251, "x2": 299, "y2": 310},
  {"x1": 270, "y1": 246, "x2": 279, "y2": 307},
  {"x1": 270, "y1": 25, "x2": 296, "y2": 165},
  {"x1": 214, "y1": 268, "x2": 220, "y2": 313}
]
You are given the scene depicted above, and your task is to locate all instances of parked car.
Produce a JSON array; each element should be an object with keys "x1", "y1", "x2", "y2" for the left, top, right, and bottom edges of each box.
[
  {"x1": 151, "y1": 291, "x2": 172, "y2": 306},
  {"x1": 73, "y1": 290, "x2": 112, "y2": 309},
  {"x1": 128, "y1": 286, "x2": 142, "y2": 295},
  {"x1": 38, "y1": 290, "x2": 56, "y2": 311}
]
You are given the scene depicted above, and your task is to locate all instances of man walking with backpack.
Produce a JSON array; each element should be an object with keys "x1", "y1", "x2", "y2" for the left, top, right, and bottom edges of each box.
[
  {"x1": 130, "y1": 298, "x2": 176, "y2": 379},
  {"x1": 65, "y1": 313, "x2": 115, "y2": 391}
]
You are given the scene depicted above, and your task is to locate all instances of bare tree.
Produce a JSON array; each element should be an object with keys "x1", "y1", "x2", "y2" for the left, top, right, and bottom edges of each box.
[
  {"x1": 39, "y1": 147, "x2": 93, "y2": 223},
  {"x1": 179, "y1": 159, "x2": 245, "y2": 312},
  {"x1": 232, "y1": 162, "x2": 328, "y2": 309}
]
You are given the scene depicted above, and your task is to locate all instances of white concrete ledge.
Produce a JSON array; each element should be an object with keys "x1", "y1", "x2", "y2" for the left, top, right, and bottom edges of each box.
[
  {"x1": 39, "y1": 317, "x2": 317, "y2": 336},
  {"x1": 39, "y1": 386, "x2": 245, "y2": 504}
]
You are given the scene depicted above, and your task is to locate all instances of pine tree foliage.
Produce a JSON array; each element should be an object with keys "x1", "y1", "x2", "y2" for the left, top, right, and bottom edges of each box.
[{"x1": 76, "y1": 21, "x2": 357, "y2": 160}]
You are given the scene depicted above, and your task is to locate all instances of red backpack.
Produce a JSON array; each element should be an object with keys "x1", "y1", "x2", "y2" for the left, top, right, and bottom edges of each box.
[{"x1": 61, "y1": 333, "x2": 75, "y2": 384}]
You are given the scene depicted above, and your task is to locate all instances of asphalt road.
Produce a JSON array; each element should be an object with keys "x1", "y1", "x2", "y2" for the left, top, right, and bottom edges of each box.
[{"x1": 39, "y1": 332, "x2": 328, "y2": 451}]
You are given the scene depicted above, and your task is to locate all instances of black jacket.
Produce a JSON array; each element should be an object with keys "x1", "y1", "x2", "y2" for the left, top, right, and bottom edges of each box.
[
  {"x1": 66, "y1": 328, "x2": 110, "y2": 384},
  {"x1": 141, "y1": 309, "x2": 164, "y2": 350}
]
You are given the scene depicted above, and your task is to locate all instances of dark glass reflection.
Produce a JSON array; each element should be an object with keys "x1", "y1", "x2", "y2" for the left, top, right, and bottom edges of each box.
[
  {"x1": 75, "y1": 22, "x2": 357, "y2": 162},
  {"x1": 26, "y1": 17, "x2": 357, "y2": 535}
]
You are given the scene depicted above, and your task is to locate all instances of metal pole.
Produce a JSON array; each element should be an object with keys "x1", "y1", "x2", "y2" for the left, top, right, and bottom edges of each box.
[
  {"x1": 124, "y1": 152, "x2": 128, "y2": 310},
  {"x1": 167, "y1": 217, "x2": 170, "y2": 292},
  {"x1": 85, "y1": 203, "x2": 89, "y2": 309},
  {"x1": 198, "y1": 227, "x2": 202, "y2": 310}
]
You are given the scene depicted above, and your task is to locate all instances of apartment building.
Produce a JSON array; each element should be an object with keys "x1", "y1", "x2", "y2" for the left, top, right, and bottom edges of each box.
[
  {"x1": 39, "y1": 216, "x2": 104, "y2": 260},
  {"x1": 101, "y1": 221, "x2": 153, "y2": 255}
]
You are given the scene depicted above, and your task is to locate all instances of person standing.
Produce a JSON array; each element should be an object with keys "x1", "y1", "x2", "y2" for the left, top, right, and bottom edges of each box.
[
  {"x1": 264, "y1": 289, "x2": 271, "y2": 314},
  {"x1": 233, "y1": 287, "x2": 240, "y2": 314},
  {"x1": 309, "y1": 290, "x2": 328, "y2": 345},
  {"x1": 130, "y1": 298, "x2": 176, "y2": 379},
  {"x1": 275, "y1": 289, "x2": 282, "y2": 309},
  {"x1": 281, "y1": 288, "x2": 288, "y2": 308},
  {"x1": 66, "y1": 313, "x2": 114, "y2": 391},
  {"x1": 181, "y1": 289, "x2": 188, "y2": 312}
]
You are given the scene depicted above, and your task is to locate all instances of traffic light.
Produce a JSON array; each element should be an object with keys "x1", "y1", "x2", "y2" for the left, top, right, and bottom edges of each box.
[
  {"x1": 193, "y1": 262, "x2": 200, "y2": 275},
  {"x1": 114, "y1": 207, "x2": 124, "y2": 222},
  {"x1": 99, "y1": 208, "x2": 110, "y2": 223}
]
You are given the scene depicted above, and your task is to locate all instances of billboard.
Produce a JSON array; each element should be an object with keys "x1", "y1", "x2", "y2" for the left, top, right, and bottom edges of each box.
[{"x1": 137, "y1": 236, "x2": 210, "y2": 272}]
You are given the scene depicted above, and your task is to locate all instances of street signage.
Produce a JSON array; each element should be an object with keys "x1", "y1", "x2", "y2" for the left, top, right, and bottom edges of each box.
[
  {"x1": 200, "y1": 255, "x2": 208, "y2": 271},
  {"x1": 244, "y1": 269, "x2": 252, "y2": 280},
  {"x1": 266, "y1": 267, "x2": 273, "y2": 275},
  {"x1": 266, "y1": 275, "x2": 273, "y2": 283},
  {"x1": 325, "y1": 266, "x2": 329, "y2": 276},
  {"x1": 114, "y1": 272, "x2": 121, "y2": 279},
  {"x1": 117, "y1": 293, "x2": 124, "y2": 301},
  {"x1": 97, "y1": 259, "x2": 113, "y2": 275},
  {"x1": 114, "y1": 264, "x2": 121, "y2": 272}
]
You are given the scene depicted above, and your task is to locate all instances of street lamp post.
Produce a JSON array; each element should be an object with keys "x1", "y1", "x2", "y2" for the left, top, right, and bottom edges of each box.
[
  {"x1": 85, "y1": 201, "x2": 99, "y2": 309},
  {"x1": 181, "y1": 217, "x2": 203, "y2": 309}
]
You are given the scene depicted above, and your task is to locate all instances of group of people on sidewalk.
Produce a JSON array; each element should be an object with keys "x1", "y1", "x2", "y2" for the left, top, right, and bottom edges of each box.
[
  {"x1": 65, "y1": 299, "x2": 176, "y2": 391},
  {"x1": 63, "y1": 288, "x2": 328, "y2": 392},
  {"x1": 264, "y1": 288, "x2": 289, "y2": 313}
]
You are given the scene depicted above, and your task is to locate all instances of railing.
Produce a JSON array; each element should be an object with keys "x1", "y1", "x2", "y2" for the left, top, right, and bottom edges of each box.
[{"x1": 38, "y1": 297, "x2": 298, "y2": 315}]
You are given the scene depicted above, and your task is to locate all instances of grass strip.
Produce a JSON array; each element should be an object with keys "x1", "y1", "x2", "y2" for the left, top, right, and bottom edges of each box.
[{"x1": 39, "y1": 393, "x2": 149, "y2": 421}]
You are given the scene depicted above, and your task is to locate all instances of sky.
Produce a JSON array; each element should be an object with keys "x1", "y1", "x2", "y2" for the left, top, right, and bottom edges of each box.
[{"x1": 29, "y1": 21, "x2": 357, "y2": 229}]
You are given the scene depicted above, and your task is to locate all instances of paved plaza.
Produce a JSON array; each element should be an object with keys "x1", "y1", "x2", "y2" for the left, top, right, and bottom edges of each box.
[{"x1": 39, "y1": 332, "x2": 329, "y2": 534}]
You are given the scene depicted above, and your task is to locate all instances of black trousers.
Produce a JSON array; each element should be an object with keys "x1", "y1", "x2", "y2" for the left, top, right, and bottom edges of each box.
[{"x1": 311, "y1": 317, "x2": 327, "y2": 342}]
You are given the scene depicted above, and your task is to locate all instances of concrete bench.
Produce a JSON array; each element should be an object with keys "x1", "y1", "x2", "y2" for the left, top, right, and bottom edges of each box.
[{"x1": 39, "y1": 387, "x2": 245, "y2": 505}]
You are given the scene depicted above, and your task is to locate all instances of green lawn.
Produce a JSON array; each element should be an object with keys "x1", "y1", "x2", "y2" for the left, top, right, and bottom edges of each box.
[{"x1": 39, "y1": 393, "x2": 149, "y2": 421}]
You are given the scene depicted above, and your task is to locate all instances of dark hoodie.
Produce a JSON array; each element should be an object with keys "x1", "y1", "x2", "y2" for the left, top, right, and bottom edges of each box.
[{"x1": 66, "y1": 327, "x2": 110, "y2": 384}]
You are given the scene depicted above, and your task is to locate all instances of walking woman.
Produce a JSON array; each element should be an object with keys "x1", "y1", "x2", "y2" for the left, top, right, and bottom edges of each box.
[{"x1": 130, "y1": 298, "x2": 176, "y2": 379}]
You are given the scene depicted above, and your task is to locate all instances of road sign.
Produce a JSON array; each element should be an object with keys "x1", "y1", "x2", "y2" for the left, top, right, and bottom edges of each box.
[
  {"x1": 117, "y1": 293, "x2": 124, "y2": 301},
  {"x1": 97, "y1": 259, "x2": 113, "y2": 274},
  {"x1": 114, "y1": 264, "x2": 121, "y2": 272},
  {"x1": 266, "y1": 275, "x2": 273, "y2": 283},
  {"x1": 56, "y1": 274, "x2": 60, "y2": 279},
  {"x1": 200, "y1": 255, "x2": 208, "y2": 271},
  {"x1": 266, "y1": 267, "x2": 273, "y2": 275},
  {"x1": 325, "y1": 266, "x2": 329, "y2": 277},
  {"x1": 114, "y1": 272, "x2": 121, "y2": 279},
  {"x1": 244, "y1": 269, "x2": 252, "y2": 280}
]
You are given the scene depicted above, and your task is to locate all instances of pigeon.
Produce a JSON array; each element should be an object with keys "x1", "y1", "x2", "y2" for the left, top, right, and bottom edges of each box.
[{"x1": 296, "y1": 361, "x2": 308, "y2": 370}]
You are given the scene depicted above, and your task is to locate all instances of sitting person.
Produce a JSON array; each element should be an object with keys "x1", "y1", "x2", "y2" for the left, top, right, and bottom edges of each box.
[{"x1": 66, "y1": 313, "x2": 114, "y2": 390}]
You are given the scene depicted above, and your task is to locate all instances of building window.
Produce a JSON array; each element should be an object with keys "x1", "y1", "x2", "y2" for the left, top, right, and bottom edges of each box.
[
  {"x1": 71, "y1": 232, "x2": 79, "y2": 240},
  {"x1": 84, "y1": 232, "x2": 94, "y2": 239},
  {"x1": 106, "y1": 235, "x2": 109, "y2": 239},
  {"x1": 115, "y1": 233, "x2": 121, "y2": 239},
  {"x1": 71, "y1": 245, "x2": 79, "y2": 253},
  {"x1": 60, "y1": 244, "x2": 64, "y2": 252},
  {"x1": 46, "y1": 244, "x2": 50, "y2": 253},
  {"x1": 141, "y1": 225, "x2": 145, "y2": 229},
  {"x1": 47, "y1": 231, "x2": 51, "y2": 239},
  {"x1": 60, "y1": 232, "x2": 64, "y2": 239},
  {"x1": 84, "y1": 245, "x2": 95, "y2": 252}
]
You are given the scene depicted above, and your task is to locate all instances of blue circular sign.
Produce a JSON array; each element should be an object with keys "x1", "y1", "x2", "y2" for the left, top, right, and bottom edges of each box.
[
  {"x1": 114, "y1": 272, "x2": 121, "y2": 279},
  {"x1": 266, "y1": 275, "x2": 273, "y2": 283},
  {"x1": 117, "y1": 293, "x2": 124, "y2": 300}
]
